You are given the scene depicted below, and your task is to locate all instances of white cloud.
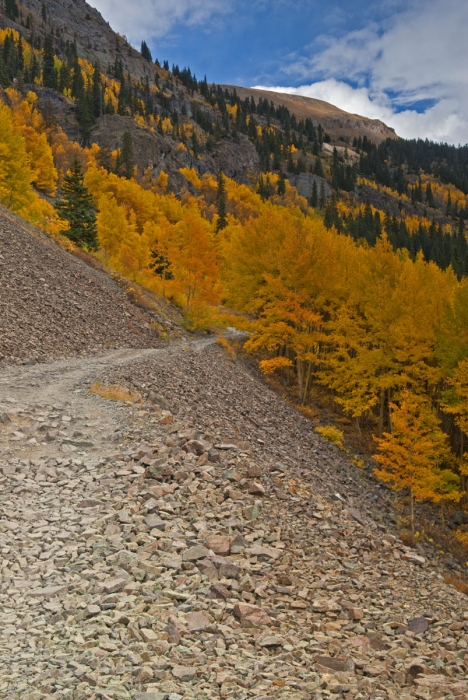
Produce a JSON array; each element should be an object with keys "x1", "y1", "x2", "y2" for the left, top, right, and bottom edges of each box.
[
  {"x1": 258, "y1": 0, "x2": 468, "y2": 144},
  {"x1": 88, "y1": 0, "x2": 230, "y2": 41},
  {"x1": 253, "y1": 80, "x2": 468, "y2": 144}
]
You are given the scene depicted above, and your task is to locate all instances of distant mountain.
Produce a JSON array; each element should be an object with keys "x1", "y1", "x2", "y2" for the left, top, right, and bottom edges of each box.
[{"x1": 222, "y1": 85, "x2": 397, "y2": 144}]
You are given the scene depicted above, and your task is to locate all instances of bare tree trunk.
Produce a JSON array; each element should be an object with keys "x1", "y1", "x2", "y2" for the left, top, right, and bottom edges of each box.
[
  {"x1": 410, "y1": 488, "x2": 414, "y2": 534},
  {"x1": 355, "y1": 416, "x2": 361, "y2": 439},
  {"x1": 297, "y1": 358, "x2": 303, "y2": 402},
  {"x1": 302, "y1": 362, "x2": 312, "y2": 404},
  {"x1": 388, "y1": 389, "x2": 393, "y2": 433},
  {"x1": 379, "y1": 390, "x2": 385, "y2": 438}
]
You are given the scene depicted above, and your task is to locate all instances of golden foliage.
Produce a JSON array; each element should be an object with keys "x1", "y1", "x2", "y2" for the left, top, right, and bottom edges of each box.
[{"x1": 315, "y1": 426, "x2": 345, "y2": 449}]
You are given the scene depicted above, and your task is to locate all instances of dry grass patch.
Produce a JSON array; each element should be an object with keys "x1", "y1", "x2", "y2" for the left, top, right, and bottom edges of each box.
[
  {"x1": 89, "y1": 382, "x2": 142, "y2": 403},
  {"x1": 444, "y1": 573, "x2": 468, "y2": 596}
]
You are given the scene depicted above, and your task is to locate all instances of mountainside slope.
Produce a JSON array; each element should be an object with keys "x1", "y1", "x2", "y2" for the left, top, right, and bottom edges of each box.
[
  {"x1": 0, "y1": 342, "x2": 467, "y2": 699},
  {"x1": 223, "y1": 85, "x2": 397, "y2": 144},
  {"x1": 7, "y1": 0, "x2": 153, "y2": 80},
  {"x1": 0, "y1": 207, "x2": 160, "y2": 366}
]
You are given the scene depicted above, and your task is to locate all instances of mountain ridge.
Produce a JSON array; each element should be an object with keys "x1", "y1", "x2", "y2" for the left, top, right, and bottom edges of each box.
[{"x1": 222, "y1": 85, "x2": 398, "y2": 144}]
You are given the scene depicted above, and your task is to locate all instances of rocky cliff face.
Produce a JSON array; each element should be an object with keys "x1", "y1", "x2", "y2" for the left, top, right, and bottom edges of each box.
[{"x1": 13, "y1": 0, "x2": 153, "y2": 80}]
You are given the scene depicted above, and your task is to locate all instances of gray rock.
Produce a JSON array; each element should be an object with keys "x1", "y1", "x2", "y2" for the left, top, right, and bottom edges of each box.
[{"x1": 182, "y1": 545, "x2": 210, "y2": 561}]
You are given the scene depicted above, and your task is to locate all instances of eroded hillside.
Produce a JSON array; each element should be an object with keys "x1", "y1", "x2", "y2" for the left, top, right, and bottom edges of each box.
[{"x1": 0, "y1": 206, "x2": 164, "y2": 365}]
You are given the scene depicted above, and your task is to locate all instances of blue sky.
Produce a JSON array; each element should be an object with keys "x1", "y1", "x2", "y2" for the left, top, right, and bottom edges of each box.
[{"x1": 89, "y1": 0, "x2": 468, "y2": 145}]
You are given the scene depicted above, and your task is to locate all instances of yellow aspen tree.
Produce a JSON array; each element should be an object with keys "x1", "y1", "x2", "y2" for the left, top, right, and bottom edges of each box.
[
  {"x1": 117, "y1": 212, "x2": 151, "y2": 274},
  {"x1": 374, "y1": 390, "x2": 455, "y2": 532},
  {"x1": 243, "y1": 276, "x2": 324, "y2": 403},
  {"x1": 0, "y1": 102, "x2": 34, "y2": 211},
  {"x1": 96, "y1": 193, "x2": 130, "y2": 259},
  {"x1": 6, "y1": 90, "x2": 57, "y2": 194}
]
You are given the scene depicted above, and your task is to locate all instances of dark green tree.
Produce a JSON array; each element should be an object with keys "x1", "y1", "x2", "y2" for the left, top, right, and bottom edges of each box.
[
  {"x1": 91, "y1": 61, "x2": 102, "y2": 118},
  {"x1": 117, "y1": 130, "x2": 134, "y2": 179},
  {"x1": 42, "y1": 34, "x2": 56, "y2": 89},
  {"x1": 140, "y1": 40, "x2": 152, "y2": 62},
  {"x1": 216, "y1": 172, "x2": 228, "y2": 232},
  {"x1": 309, "y1": 179, "x2": 318, "y2": 208},
  {"x1": 55, "y1": 159, "x2": 98, "y2": 249},
  {"x1": 425, "y1": 182, "x2": 435, "y2": 207},
  {"x1": 319, "y1": 181, "x2": 326, "y2": 209},
  {"x1": 5, "y1": 0, "x2": 19, "y2": 20},
  {"x1": 314, "y1": 156, "x2": 324, "y2": 177},
  {"x1": 446, "y1": 191, "x2": 452, "y2": 216},
  {"x1": 277, "y1": 171, "x2": 286, "y2": 196},
  {"x1": 41, "y1": 1, "x2": 47, "y2": 21}
]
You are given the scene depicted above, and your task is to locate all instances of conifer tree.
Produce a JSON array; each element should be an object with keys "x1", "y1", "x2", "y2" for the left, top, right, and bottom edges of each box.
[
  {"x1": 5, "y1": 0, "x2": 19, "y2": 20},
  {"x1": 55, "y1": 159, "x2": 98, "y2": 249},
  {"x1": 277, "y1": 171, "x2": 286, "y2": 196},
  {"x1": 42, "y1": 35, "x2": 56, "y2": 89},
  {"x1": 140, "y1": 41, "x2": 152, "y2": 62},
  {"x1": 309, "y1": 179, "x2": 318, "y2": 208},
  {"x1": 216, "y1": 172, "x2": 227, "y2": 232},
  {"x1": 314, "y1": 156, "x2": 323, "y2": 177},
  {"x1": 119, "y1": 131, "x2": 134, "y2": 179},
  {"x1": 90, "y1": 62, "x2": 102, "y2": 117},
  {"x1": 318, "y1": 180, "x2": 326, "y2": 209},
  {"x1": 425, "y1": 182, "x2": 435, "y2": 207},
  {"x1": 445, "y1": 191, "x2": 452, "y2": 216}
]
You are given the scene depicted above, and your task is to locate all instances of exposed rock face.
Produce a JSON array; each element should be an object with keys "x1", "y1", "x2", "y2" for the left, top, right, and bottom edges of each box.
[
  {"x1": 0, "y1": 207, "x2": 160, "y2": 366},
  {"x1": 3, "y1": 0, "x2": 155, "y2": 82},
  {"x1": 89, "y1": 115, "x2": 260, "y2": 185},
  {"x1": 287, "y1": 173, "x2": 332, "y2": 200}
]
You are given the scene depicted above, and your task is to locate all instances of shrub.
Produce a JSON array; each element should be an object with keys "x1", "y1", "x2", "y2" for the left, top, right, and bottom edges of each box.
[{"x1": 315, "y1": 425, "x2": 344, "y2": 449}]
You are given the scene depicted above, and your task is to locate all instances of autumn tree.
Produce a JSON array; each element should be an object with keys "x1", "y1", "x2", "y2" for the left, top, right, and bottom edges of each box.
[
  {"x1": 374, "y1": 391, "x2": 457, "y2": 531},
  {"x1": 0, "y1": 101, "x2": 33, "y2": 210},
  {"x1": 55, "y1": 159, "x2": 98, "y2": 249},
  {"x1": 6, "y1": 89, "x2": 58, "y2": 194}
]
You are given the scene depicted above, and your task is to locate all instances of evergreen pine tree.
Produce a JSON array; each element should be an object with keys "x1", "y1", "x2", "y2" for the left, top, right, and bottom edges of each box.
[
  {"x1": 446, "y1": 191, "x2": 452, "y2": 216},
  {"x1": 42, "y1": 34, "x2": 56, "y2": 88},
  {"x1": 277, "y1": 171, "x2": 286, "y2": 196},
  {"x1": 216, "y1": 172, "x2": 228, "y2": 232},
  {"x1": 459, "y1": 215, "x2": 465, "y2": 239},
  {"x1": 120, "y1": 130, "x2": 134, "y2": 179},
  {"x1": 41, "y1": 1, "x2": 47, "y2": 22},
  {"x1": 140, "y1": 41, "x2": 152, "y2": 62},
  {"x1": 91, "y1": 62, "x2": 102, "y2": 118},
  {"x1": 425, "y1": 182, "x2": 435, "y2": 207},
  {"x1": 314, "y1": 156, "x2": 324, "y2": 177},
  {"x1": 319, "y1": 181, "x2": 326, "y2": 209},
  {"x1": 55, "y1": 159, "x2": 98, "y2": 249},
  {"x1": 309, "y1": 179, "x2": 318, "y2": 208},
  {"x1": 5, "y1": 0, "x2": 19, "y2": 20}
]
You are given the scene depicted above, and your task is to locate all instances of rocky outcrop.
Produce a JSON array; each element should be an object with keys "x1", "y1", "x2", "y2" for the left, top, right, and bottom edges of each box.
[{"x1": 287, "y1": 173, "x2": 332, "y2": 201}]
